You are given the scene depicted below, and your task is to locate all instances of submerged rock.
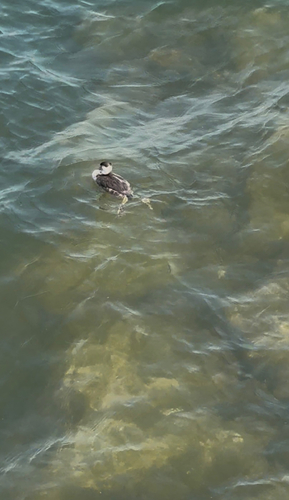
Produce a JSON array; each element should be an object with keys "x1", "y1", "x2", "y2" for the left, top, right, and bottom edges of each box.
[
  {"x1": 226, "y1": 273, "x2": 289, "y2": 399},
  {"x1": 234, "y1": 6, "x2": 287, "y2": 79},
  {"x1": 245, "y1": 125, "x2": 289, "y2": 246},
  {"x1": 33, "y1": 313, "x2": 268, "y2": 497}
]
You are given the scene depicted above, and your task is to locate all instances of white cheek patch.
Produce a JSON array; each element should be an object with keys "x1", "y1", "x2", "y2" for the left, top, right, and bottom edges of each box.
[{"x1": 102, "y1": 164, "x2": 112, "y2": 175}]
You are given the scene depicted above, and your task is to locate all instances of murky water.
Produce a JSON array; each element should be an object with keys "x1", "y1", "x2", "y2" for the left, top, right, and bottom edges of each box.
[{"x1": 2, "y1": 0, "x2": 289, "y2": 498}]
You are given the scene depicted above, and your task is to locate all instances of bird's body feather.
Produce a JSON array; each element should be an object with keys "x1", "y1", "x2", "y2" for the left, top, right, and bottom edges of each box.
[{"x1": 93, "y1": 166, "x2": 133, "y2": 198}]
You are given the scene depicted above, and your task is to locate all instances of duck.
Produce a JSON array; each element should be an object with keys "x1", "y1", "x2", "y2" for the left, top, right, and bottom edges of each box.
[{"x1": 92, "y1": 161, "x2": 133, "y2": 199}]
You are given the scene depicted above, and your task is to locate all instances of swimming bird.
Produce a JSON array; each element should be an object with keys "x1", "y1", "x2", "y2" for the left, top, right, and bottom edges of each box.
[
  {"x1": 92, "y1": 161, "x2": 152, "y2": 213},
  {"x1": 92, "y1": 161, "x2": 133, "y2": 199}
]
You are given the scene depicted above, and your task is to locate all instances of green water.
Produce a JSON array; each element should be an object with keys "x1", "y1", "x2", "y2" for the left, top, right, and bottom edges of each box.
[{"x1": 2, "y1": 0, "x2": 289, "y2": 498}]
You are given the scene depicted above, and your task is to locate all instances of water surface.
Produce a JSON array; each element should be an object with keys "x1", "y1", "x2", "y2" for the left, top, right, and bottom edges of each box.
[{"x1": 2, "y1": 0, "x2": 289, "y2": 499}]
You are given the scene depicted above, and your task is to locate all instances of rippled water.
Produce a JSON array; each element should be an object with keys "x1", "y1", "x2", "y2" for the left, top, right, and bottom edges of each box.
[{"x1": 2, "y1": 0, "x2": 289, "y2": 498}]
